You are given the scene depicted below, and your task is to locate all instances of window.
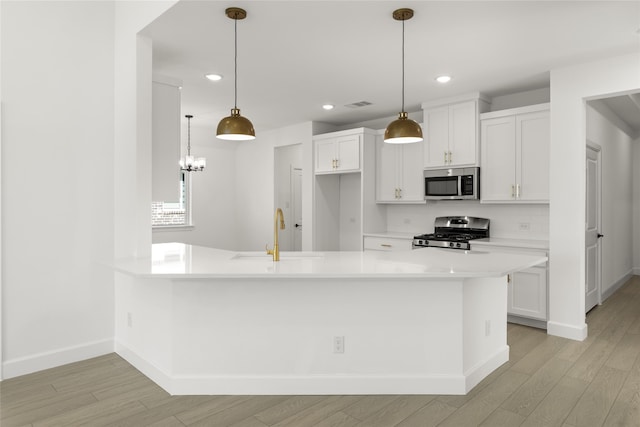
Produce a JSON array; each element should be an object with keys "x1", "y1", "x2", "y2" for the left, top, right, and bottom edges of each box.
[{"x1": 152, "y1": 172, "x2": 190, "y2": 227}]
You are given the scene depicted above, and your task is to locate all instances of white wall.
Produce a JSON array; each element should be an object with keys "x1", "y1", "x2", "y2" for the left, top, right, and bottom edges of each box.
[
  {"x1": 634, "y1": 139, "x2": 640, "y2": 274},
  {"x1": 235, "y1": 122, "x2": 314, "y2": 251},
  {"x1": 0, "y1": 0, "x2": 176, "y2": 379},
  {"x1": 385, "y1": 203, "x2": 549, "y2": 240},
  {"x1": 586, "y1": 104, "x2": 634, "y2": 294},
  {"x1": 1, "y1": 1, "x2": 115, "y2": 377},
  {"x1": 548, "y1": 53, "x2": 640, "y2": 341},
  {"x1": 152, "y1": 125, "x2": 237, "y2": 250}
]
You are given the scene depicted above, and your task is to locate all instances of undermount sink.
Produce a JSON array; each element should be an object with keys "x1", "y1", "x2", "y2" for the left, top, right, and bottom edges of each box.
[{"x1": 232, "y1": 252, "x2": 324, "y2": 261}]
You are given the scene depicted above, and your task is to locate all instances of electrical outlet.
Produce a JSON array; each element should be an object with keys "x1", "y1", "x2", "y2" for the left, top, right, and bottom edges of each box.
[
  {"x1": 518, "y1": 222, "x2": 531, "y2": 231},
  {"x1": 485, "y1": 320, "x2": 491, "y2": 336},
  {"x1": 127, "y1": 312, "x2": 133, "y2": 328},
  {"x1": 333, "y1": 336, "x2": 345, "y2": 353}
]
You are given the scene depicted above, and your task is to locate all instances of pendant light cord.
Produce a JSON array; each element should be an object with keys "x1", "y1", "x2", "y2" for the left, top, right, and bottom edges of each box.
[
  {"x1": 187, "y1": 116, "x2": 191, "y2": 155},
  {"x1": 234, "y1": 14, "x2": 238, "y2": 109},
  {"x1": 401, "y1": 18, "x2": 405, "y2": 113}
]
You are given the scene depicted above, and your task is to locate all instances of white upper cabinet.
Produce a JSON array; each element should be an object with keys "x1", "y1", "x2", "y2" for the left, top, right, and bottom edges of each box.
[
  {"x1": 422, "y1": 94, "x2": 489, "y2": 169},
  {"x1": 375, "y1": 133, "x2": 424, "y2": 203},
  {"x1": 314, "y1": 132, "x2": 361, "y2": 174},
  {"x1": 480, "y1": 104, "x2": 550, "y2": 203}
]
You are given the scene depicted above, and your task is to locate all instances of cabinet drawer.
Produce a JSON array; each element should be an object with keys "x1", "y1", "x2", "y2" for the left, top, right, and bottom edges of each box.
[{"x1": 363, "y1": 236, "x2": 413, "y2": 252}]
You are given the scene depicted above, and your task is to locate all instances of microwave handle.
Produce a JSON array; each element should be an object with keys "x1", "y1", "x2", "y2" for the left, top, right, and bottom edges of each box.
[{"x1": 458, "y1": 177, "x2": 462, "y2": 197}]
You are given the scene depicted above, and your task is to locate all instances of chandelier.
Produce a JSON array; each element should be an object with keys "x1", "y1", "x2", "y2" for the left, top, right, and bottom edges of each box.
[{"x1": 179, "y1": 115, "x2": 206, "y2": 172}]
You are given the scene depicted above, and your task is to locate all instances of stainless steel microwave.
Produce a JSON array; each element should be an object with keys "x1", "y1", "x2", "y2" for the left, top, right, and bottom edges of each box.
[{"x1": 424, "y1": 167, "x2": 480, "y2": 200}]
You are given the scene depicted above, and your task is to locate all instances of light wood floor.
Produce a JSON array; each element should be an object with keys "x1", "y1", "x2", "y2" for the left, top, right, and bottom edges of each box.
[{"x1": 2, "y1": 276, "x2": 639, "y2": 427}]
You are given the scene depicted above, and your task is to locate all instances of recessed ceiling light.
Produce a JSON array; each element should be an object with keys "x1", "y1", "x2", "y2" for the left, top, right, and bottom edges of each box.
[
  {"x1": 322, "y1": 104, "x2": 335, "y2": 110},
  {"x1": 205, "y1": 74, "x2": 223, "y2": 81},
  {"x1": 436, "y1": 75, "x2": 452, "y2": 84}
]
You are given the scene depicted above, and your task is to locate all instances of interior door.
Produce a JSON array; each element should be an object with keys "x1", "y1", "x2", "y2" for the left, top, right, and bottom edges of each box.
[
  {"x1": 292, "y1": 168, "x2": 303, "y2": 251},
  {"x1": 585, "y1": 145, "x2": 602, "y2": 313}
]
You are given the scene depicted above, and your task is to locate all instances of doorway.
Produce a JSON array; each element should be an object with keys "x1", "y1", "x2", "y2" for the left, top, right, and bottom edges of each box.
[
  {"x1": 585, "y1": 143, "x2": 602, "y2": 313},
  {"x1": 274, "y1": 144, "x2": 303, "y2": 252}
]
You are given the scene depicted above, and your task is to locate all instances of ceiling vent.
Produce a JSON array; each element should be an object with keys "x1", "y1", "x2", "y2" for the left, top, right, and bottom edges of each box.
[{"x1": 345, "y1": 101, "x2": 373, "y2": 108}]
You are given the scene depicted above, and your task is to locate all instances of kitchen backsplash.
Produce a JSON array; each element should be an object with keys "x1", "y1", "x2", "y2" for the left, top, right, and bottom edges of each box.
[{"x1": 386, "y1": 201, "x2": 549, "y2": 239}]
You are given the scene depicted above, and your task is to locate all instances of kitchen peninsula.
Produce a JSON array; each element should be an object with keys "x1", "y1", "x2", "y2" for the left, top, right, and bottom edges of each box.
[{"x1": 114, "y1": 243, "x2": 546, "y2": 395}]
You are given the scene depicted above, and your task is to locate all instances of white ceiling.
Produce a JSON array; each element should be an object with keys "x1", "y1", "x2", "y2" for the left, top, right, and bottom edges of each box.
[{"x1": 142, "y1": 1, "x2": 640, "y2": 134}]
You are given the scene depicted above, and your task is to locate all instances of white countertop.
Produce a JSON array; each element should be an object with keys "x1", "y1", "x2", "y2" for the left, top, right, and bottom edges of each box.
[
  {"x1": 114, "y1": 243, "x2": 547, "y2": 279},
  {"x1": 473, "y1": 238, "x2": 549, "y2": 251}
]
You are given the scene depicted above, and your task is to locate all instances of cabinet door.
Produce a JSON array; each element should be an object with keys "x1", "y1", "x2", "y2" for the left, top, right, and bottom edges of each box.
[
  {"x1": 423, "y1": 106, "x2": 449, "y2": 168},
  {"x1": 517, "y1": 111, "x2": 550, "y2": 202},
  {"x1": 508, "y1": 266, "x2": 547, "y2": 320},
  {"x1": 376, "y1": 135, "x2": 400, "y2": 202},
  {"x1": 399, "y1": 141, "x2": 424, "y2": 202},
  {"x1": 480, "y1": 116, "x2": 516, "y2": 202},
  {"x1": 448, "y1": 101, "x2": 477, "y2": 167},
  {"x1": 315, "y1": 139, "x2": 336, "y2": 173},
  {"x1": 363, "y1": 236, "x2": 413, "y2": 251},
  {"x1": 336, "y1": 135, "x2": 360, "y2": 171}
]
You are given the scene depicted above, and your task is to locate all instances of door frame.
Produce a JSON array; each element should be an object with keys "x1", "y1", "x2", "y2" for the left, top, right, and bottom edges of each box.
[{"x1": 585, "y1": 140, "x2": 602, "y2": 312}]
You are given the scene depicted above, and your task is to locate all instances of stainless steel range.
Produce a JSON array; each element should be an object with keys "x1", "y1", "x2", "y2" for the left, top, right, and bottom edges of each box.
[{"x1": 413, "y1": 216, "x2": 490, "y2": 250}]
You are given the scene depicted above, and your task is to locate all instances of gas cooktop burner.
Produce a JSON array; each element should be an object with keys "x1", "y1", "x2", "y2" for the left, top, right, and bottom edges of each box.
[{"x1": 412, "y1": 216, "x2": 490, "y2": 250}]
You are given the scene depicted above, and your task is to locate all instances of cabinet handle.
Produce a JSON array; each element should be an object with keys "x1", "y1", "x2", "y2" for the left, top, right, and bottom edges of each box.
[
  {"x1": 516, "y1": 184, "x2": 521, "y2": 199},
  {"x1": 398, "y1": 188, "x2": 402, "y2": 198},
  {"x1": 507, "y1": 274, "x2": 511, "y2": 284},
  {"x1": 511, "y1": 185, "x2": 515, "y2": 198},
  {"x1": 448, "y1": 151, "x2": 452, "y2": 164},
  {"x1": 381, "y1": 244, "x2": 392, "y2": 248},
  {"x1": 335, "y1": 158, "x2": 339, "y2": 169},
  {"x1": 394, "y1": 189, "x2": 398, "y2": 199},
  {"x1": 444, "y1": 151, "x2": 448, "y2": 164}
]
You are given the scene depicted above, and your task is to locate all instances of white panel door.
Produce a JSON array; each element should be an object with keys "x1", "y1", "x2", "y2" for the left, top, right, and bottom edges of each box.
[
  {"x1": 336, "y1": 135, "x2": 360, "y2": 171},
  {"x1": 517, "y1": 111, "x2": 550, "y2": 201},
  {"x1": 585, "y1": 145, "x2": 601, "y2": 313},
  {"x1": 480, "y1": 116, "x2": 516, "y2": 201},
  {"x1": 423, "y1": 106, "x2": 449, "y2": 168},
  {"x1": 315, "y1": 139, "x2": 336, "y2": 173},
  {"x1": 376, "y1": 135, "x2": 399, "y2": 201},
  {"x1": 292, "y1": 168, "x2": 303, "y2": 251},
  {"x1": 400, "y1": 141, "x2": 425, "y2": 202},
  {"x1": 508, "y1": 267, "x2": 547, "y2": 320},
  {"x1": 448, "y1": 101, "x2": 477, "y2": 167}
]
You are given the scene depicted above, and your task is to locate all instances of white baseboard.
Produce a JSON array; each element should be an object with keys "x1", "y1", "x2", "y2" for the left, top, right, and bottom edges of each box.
[
  {"x1": 116, "y1": 340, "x2": 508, "y2": 396},
  {"x1": 2, "y1": 338, "x2": 114, "y2": 380},
  {"x1": 602, "y1": 270, "x2": 634, "y2": 301},
  {"x1": 115, "y1": 341, "x2": 174, "y2": 394},
  {"x1": 547, "y1": 321, "x2": 588, "y2": 341},
  {"x1": 463, "y1": 346, "x2": 509, "y2": 393}
]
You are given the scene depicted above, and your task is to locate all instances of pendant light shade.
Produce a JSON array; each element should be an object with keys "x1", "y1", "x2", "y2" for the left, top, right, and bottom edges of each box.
[
  {"x1": 216, "y1": 7, "x2": 255, "y2": 141},
  {"x1": 384, "y1": 8, "x2": 423, "y2": 144},
  {"x1": 216, "y1": 108, "x2": 255, "y2": 141},
  {"x1": 384, "y1": 112, "x2": 423, "y2": 144}
]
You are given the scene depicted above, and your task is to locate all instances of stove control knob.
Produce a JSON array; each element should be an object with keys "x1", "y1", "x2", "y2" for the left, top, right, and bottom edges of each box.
[
  {"x1": 449, "y1": 242, "x2": 454, "y2": 248},
  {"x1": 456, "y1": 243, "x2": 461, "y2": 248}
]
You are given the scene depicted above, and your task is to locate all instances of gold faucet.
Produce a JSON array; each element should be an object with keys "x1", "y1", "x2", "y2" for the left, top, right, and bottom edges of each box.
[{"x1": 266, "y1": 208, "x2": 286, "y2": 261}]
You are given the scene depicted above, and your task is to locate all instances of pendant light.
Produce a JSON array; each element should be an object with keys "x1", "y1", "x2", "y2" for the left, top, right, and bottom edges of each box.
[
  {"x1": 216, "y1": 7, "x2": 255, "y2": 141},
  {"x1": 384, "y1": 8, "x2": 423, "y2": 144},
  {"x1": 180, "y1": 115, "x2": 206, "y2": 172}
]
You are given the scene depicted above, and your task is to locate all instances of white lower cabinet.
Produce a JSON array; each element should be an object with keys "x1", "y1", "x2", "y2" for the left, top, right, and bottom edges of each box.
[
  {"x1": 363, "y1": 235, "x2": 413, "y2": 252},
  {"x1": 474, "y1": 243, "x2": 548, "y2": 327},
  {"x1": 509, "y1": 266, "x2": 547, "y2": 321}
]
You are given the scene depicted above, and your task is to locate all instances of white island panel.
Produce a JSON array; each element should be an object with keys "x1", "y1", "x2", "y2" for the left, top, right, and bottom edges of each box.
[{"x1": 114, "y1": 243, "x2": 545, "y2": 395}]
